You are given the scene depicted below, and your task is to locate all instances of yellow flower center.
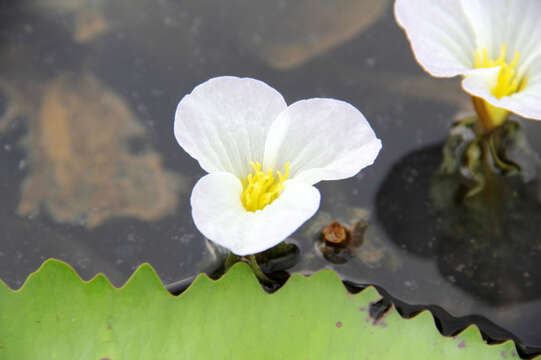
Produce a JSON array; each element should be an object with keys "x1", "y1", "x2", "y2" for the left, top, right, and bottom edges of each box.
[
  {"x1": 474, "y1": 44, "x2": 524, "y2": 99},
  {"x1": 240, "y1": 161, "x2": 290, "y2": 212}
]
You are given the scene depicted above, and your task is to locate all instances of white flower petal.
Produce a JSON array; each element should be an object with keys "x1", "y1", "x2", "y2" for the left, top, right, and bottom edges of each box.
[
  {"x1": 263, "y1": 98, "x2": 381, "y2": 185},
  {"x1": 461, "y1": 67, "x2": 502, "y2": 99},
  {"x1": 462, "y1": 65, "x2": 541, "y2": 120},
  {"x1": 461, "y1": 0, "x2": 541, "y2": 75},
  {"x1": 394, "y1": 0, "x2": 476, "y2": 77},
  {"x1": 174, "y1": 76, "x2": 287, "y2": 178},
  {"x1": 191, "y1": 172, "x2": 321, "y2": 256}
]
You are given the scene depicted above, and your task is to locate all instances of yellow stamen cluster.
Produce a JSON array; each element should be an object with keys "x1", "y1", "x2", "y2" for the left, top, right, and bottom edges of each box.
[
  {"x1": 474, "y1": 44, "x2": 523, "y2": 99},
  {"x1": 240, "y1": 161, "x2": 290, "y2": 212}
]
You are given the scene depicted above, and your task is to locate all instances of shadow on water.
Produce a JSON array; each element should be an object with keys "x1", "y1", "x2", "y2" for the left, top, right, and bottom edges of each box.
[
  {"x1": 377, "y1": 142, "x2": 541, "y2": 305},
  {"x1": 376, "y1": 141, "x2": 541, "y2": 355}
]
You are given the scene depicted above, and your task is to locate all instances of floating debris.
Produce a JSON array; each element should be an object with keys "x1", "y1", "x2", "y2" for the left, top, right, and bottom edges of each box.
[
  {"x1": 322, "y1": 221, "x2": 349, "y2": 247},
  {"x1": 318, "y1": 220, "x2": 367, "y2": 264}
]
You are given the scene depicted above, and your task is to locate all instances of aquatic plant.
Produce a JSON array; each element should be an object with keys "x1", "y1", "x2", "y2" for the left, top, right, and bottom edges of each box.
[
  {"x1": 395, "y1": 0, "x2": 541, "y2": 132},
  {"x1": 174, "y1": 76, "x2": 381, "y2": 255}
]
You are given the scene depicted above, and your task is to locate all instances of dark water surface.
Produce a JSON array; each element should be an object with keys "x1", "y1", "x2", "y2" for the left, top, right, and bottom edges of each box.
[{"x1": 1, "y1": 0, "x2": 541, "y2": 354}]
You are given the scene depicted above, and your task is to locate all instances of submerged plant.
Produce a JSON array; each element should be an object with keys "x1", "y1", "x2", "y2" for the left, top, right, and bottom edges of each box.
[
  {"x1": 395, "y1": 0, "x2": 541, "y2": 133},
  {"x1": 174, "y1": 76, "x2": 381, "y2": 256}
]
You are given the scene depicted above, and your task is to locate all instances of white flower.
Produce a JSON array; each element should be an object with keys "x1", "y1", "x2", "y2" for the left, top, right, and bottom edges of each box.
[
  {"x1": 395, "y1": 0, "x2": 541, "y2": 129},
  {"x1": 174, "y1": 76, "x2": 381, "y2": 255}
]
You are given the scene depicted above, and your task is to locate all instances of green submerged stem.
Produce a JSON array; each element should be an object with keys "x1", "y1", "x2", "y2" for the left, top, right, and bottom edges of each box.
[
  {"x1": 224, "y1": 252, "x2": 276, "y2": 284},
  {"x1": 487, "y1": 134, "x2": 519, "y2": 173},
  {"x1": 224, "y1": 252, "x2": 240, "y2": 272},
  {"x1": 248, "y1": 255, "x2": 274, "y2": 284},
  {"x1": 479, "y1": 137, "x2": 504, "y2": 238}
]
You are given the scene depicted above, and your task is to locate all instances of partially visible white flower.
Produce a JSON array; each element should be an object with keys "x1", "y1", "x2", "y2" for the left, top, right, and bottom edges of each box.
[
  {"x1": 395, "y1": 0, "x2": 541, "y2": 130},
  {"x1": 174, "y1": 76, "x2": 381, "y2": 255}
]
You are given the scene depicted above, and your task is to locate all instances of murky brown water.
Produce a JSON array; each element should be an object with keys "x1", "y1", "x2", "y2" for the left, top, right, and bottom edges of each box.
[{"x1": 1, "y1": 0, "x2": 540, "y2": 354}]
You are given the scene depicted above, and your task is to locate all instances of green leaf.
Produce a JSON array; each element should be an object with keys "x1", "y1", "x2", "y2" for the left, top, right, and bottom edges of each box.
[{"x1": 0, "y1": 259, "x2": 530, "y2": 359}]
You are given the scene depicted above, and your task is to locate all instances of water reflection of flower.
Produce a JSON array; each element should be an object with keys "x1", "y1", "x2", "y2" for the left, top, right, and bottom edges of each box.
[
  {"x1": 174, "y1": 76, "x2": 381, "y2": 255},
  {"x1": 395, "y1": 0, "x2": 541, "y2": 132}
]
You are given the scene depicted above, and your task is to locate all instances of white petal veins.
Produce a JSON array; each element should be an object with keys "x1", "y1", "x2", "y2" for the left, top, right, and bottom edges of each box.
[
  {"x1": 174, "y1": 76, "x2": 287, "y2": 178},
  {"x1": 191, "y1": 173, "x2": 321, "y2": 256},
  {"x1": 394, "y1": 0, "x2": 476, "y2": 77},
  {"x1": 461, "y1": 0, "x2": 541, "y2": 72},
  {"x1": 462, "y1": 65, "x2": 541, "y2": 121},
  {"x1": 263, "y1": 98, "x2": 382, "y2": 185}
]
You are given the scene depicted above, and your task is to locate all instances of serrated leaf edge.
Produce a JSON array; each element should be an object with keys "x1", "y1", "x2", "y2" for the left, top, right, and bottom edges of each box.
[{"x1": 0, "y1": 258, "x2": 535, "y2": 359}]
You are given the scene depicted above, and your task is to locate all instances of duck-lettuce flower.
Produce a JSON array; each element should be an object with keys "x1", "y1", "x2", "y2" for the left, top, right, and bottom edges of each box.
[
  {"x1": 395, "y1": 0, "x2": 541, "y2": 131},
  {"x1": 174, "y1": 76, "x2": 381, "y2": 255}
]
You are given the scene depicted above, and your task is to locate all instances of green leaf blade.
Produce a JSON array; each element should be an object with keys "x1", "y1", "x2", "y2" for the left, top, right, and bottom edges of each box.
[{"x1": 0, "y1": 259, "x2": 532, "y2": 360}]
